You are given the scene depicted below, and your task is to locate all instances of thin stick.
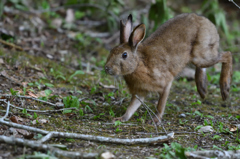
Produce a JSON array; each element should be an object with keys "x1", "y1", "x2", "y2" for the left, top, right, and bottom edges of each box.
[
  {"x1": 229, "y1": 0, "x2": 240, "y2": 10},
  {"x1": 2, "y1": 101, "x2": 77, "y2": 113},
  {"x1": 135, "y1": 95, "x2": 168, "y2": 135},
  {"x1": 0, "y1": 94, "x2": 64, "y2": 107},
  {"x1": 0, "y1": 39, "x2": 23, "y2": 51},
  {"x1": 141, "y1": 100, "x2": 159, "y2": 134},
  {"x1": 1, "y1": 101, "x2": 10, "y2": 120}
]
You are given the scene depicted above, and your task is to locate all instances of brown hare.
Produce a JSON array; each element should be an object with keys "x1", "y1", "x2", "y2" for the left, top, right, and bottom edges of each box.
[{"x1": 105, "y1": 13, "x2": 232, "y2": 123}]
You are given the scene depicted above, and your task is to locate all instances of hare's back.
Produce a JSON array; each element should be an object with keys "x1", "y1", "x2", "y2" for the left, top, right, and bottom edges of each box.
[{"x1": 144, "y1": 13, "x2": 217, "y2": 46}]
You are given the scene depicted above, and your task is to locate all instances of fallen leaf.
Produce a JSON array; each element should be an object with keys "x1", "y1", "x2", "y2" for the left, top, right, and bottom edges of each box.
[
  {"x1": 16, "y1": 128, "x2": 34, "y2": 139},
  {"x1": 230, "y1": 124, "x2": 240, "y2": 132},
  {"x1": 32, "y1": 119, "x2": 49, "y2": 125},
  {"x1": 38, "y1": 119, "x2": 48, "y2": 124},
  {"x1": 36, "y1": 91, "x2": 46, "y2": 97},
  {"x1": 28, "y1": 92, "x2": 38, "y2": 98},
  {"x1": 10, "y1": 116, "x2": 23, "y2": 124}
]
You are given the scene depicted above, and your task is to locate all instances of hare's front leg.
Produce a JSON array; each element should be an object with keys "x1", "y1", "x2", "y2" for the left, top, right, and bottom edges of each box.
[
  {"x1": 154, "y1": 81, "x2": 173, "y2": 124},
  {"x1": 113, "y1": 94, "x2": 145, "y2": 122}
]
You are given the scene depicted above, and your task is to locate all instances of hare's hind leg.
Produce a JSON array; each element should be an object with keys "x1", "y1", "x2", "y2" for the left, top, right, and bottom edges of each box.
[
  {"x1": 195, "y1": 67, "x2": 207, "y2": 99},
  {"x1": 219, "y1": 51, "x2": 232, "y2": 100}
]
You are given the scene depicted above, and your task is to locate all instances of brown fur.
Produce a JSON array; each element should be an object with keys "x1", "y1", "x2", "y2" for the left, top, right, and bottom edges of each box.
[{"x1": 105, "y1": 13, "x2": 232, "y2": 123}]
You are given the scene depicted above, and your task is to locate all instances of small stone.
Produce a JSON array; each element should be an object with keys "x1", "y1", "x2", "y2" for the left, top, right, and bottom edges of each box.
[
  {"x1": 179, "y1": 113, "x2": 186, "y2": 118},
  {"x1": 198, "y1": 126, "x2": 214, "y2": 133},
  {"x1": 100, "y1": 151, "x2": 115, "y2": 159}
]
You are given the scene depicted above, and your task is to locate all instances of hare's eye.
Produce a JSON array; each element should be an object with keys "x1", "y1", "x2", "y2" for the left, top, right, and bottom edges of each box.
[{"x1": 122, "y1": 52, "x2": 127, "y2": 59}]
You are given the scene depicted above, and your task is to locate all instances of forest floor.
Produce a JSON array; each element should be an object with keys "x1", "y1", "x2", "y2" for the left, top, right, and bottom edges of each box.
[{"x1": 0, "y1": 1, "x2": 240, "y2": 159}]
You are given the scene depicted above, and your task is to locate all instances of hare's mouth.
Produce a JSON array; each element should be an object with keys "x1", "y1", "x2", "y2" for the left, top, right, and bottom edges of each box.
[{"x1": 105, "y1": 66, "x2": 116, "y2": 75}]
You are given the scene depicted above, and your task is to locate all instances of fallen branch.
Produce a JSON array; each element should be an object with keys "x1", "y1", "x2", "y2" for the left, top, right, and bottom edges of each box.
[
  {"x1": 0, "y1": 100, "x2": 174, "y2": 145},
  {"x1": 2, "y1": 101, "x2": 77, "y2": 113},
  {"x1": 0, "y1": 94, "x2": 64, "y2": 107},
  {"x1": 185, "y1": 150, "x2": 240, "y2": 159},
  {"x1": 0, "y1": 135, "x2": 99, "y2": 159},
  {"x1": 0, "y1": 39, "x2": 23, "y2": 51}
]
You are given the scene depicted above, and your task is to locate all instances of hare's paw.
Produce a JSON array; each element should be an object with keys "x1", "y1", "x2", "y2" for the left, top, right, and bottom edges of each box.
[
  {"x1": 220, "y1": 81, "x2": 230, "y2": 101},
  {"x1": 112, "y1": 116, "x2": 129, "y2": 122}
]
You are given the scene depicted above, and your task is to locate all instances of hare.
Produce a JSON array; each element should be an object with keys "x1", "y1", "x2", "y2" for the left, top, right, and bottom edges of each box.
[{"x1": 105, "y1": 13, "x2": 232, "y2": 123}]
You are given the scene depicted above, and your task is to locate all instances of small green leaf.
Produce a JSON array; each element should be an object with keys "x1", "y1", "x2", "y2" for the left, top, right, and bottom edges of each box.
[
  {"x1": 34, "y1": 112, "x2": 38, "y2": 119},
  {"x1": 194, "y1": 125, "x2": 203, "y2": 131},
  {"x1": 114, "y1": 120, "x2": 122, "y2": 127},
  {"x1": 68, "y1": 70, "x2": 85, "y2": 81},
  {"x1": 45, "y1": 83, "x2": 54, "y2": 87},
  {"x1": 22, "y1": 108, "x2": 27, "y2": 114},
  {"x1": 63, "y1": 109, "x2": 72, "y2": 114},
  {"x1": 45, "y1": 89, "x2": 52, "y2": 97}
]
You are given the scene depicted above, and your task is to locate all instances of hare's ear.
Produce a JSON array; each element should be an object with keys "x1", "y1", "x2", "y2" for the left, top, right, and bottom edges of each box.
[
  {"x1": 129, "y1": 23, "x2": 146, "y2": 50},
  {"x1": 120, "y1": 14, "x2": 132, "y2": 44}
]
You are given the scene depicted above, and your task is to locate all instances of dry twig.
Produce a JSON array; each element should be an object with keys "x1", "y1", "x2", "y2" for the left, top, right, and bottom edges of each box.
[
  {"x1": 0, "y1": 135, "x2": 99, "y2": 159},
  {"x1": 135, "y1": 95, "x2": 168, "y2": 135},
  {"x1": 229, "y1": 0, "x2": 240, "y2": 10},
  {"x1": 0, "y1": 39, "x2": 23, "y2": 51},
  {"x1": 185, "y1": 150, "x2": 240, "y2": 159},
  {"x1": 0, "y1": 94, "x2": 64, "y2": 107}
]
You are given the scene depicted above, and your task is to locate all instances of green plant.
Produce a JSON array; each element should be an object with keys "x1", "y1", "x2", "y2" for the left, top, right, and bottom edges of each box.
[
  {"x1": 201, "y1": 0, "x2": 229, "y2": 37},
  {"x1": 10, "y1": 88, "x2": 18, "y2": 95},
  {"x1": 114, "y1": 120, "x2": 122, "y2": 132},
  {"x1": 93, "y1": 113, "x2": 105, "y2": 120},
  {"x1": 228, "y1": 145, "x2": 240, "y2": 150},
  {"x1": 191, "y1": 100, "x2": 202, "y2": 106},
  {"x1": 115, "y1": 127, "x2": 122, "y2": 132},
  {"x1": 79, "y1": 109, "x2": 84, "y2": 116},
  {"x1": 222, "y1": 141, "x2": 229, "y2": 147},
  {"x1": 22, "y1": 108, "x2": 32, "y2": 118},
  {"x1": 68, "y1": 70, "x2": 85, "y2": 81},
  {"x1": 104, "y1": 92, "x2": 115, "y2": 102},
  {"x1": 179, "y1": 119, "x2": 188, "y2": 125},
  {"x1": 109, "y1": 108, "x2": 115, "y2": 117},
  {"x1": 194, "y1": 125, "x2": 203, "y2": 131},
  {"x1": 159, "y1": 142, "x2": 190, "y2": 159},
  {"x1": 50, "y1": 68, "x2": 66, "y2": 81},
  {"x1": 114, "y1": 120, "x2": 122, "y2": 126},
  {"x1": 63, "y1": 96, "x2": 80, "y2": 114},
  {"x1": 217, "y1": 122, "x2": 232, "y2": 134},
  {"x1": 193, "y1": 110, "x2": 203, "y2": 118},
  {"x1": 212, "y1": 135, "x2": 221, "y2": 140},
  {"x1": 7, "y1": 0, "x2": 29, "y2": 11},
  {"x1": 84, "y1": 105, "x2": 93, "y2": 113},
  {"x1": 213, "y1": 145, "x2": 223, "y2": 151},
  {"x1": 148, "y1": 0, "x2": 173, "y2": 32},
  {"x1": 33, "y1": 112, "x2": 38, "y2": 119}
]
